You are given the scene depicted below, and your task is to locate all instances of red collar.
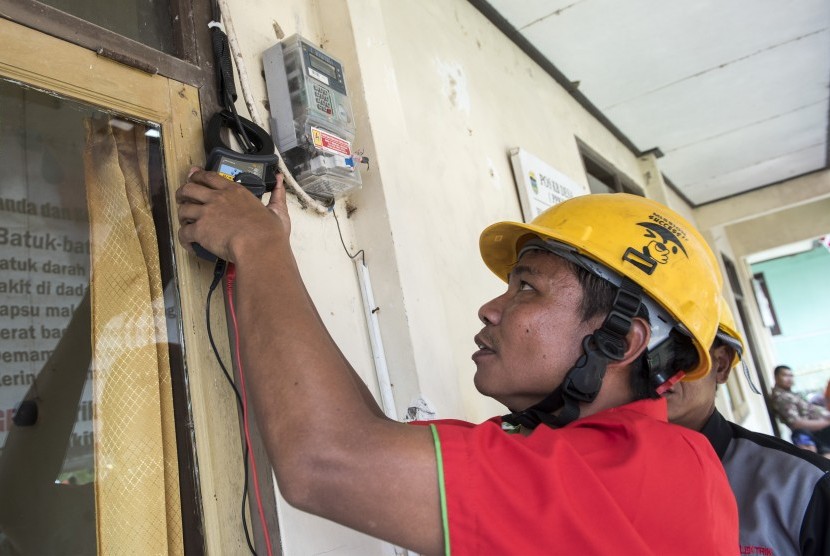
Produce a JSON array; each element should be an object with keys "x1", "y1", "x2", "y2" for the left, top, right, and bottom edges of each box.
[{"x1": 596, "y1": 397, "x2": 668, "y2": 422}]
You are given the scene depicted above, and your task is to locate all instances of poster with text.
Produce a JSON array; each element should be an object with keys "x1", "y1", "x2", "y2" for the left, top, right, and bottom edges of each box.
[{"x1": 509, "y1": 148, "x2": 589, "y2": 222}]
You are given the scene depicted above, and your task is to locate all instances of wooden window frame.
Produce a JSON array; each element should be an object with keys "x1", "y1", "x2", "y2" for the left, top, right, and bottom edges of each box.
[
  {"x1": 0, "y1": 0, "x2": 219, "y2": 120},
  {"x1": 751, "y1": 272, "x2": 782, "y2": 336},
  {"x1": 576, "y1": 139, "x2": 644, "y2": 196},
  {"x1": 0, "y1": 3, "x2": 282, "y2": 550},
  {"x1": 717, "y1": 257, "x2": 749, "y2": 422},
  {"x1": 0, "y1": 17, "x2": 251, "y2": 553}
]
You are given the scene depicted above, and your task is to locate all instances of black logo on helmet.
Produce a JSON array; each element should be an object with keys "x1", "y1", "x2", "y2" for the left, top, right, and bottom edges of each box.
[{"x1": 622, "y1": 218, "x2": 688, "y2": 275}]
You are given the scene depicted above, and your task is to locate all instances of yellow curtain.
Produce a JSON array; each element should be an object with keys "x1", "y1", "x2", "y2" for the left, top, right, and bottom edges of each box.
[{"x1": 83, "y1": 118, "x2": 184, "y2": 555}]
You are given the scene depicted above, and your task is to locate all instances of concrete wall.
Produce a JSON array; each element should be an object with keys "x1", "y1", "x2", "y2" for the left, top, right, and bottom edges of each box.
[
  {"x1": 338, "y1": 0, "x2": 654, "y2": 427},
  {"x1": 217, "y1": 3, "x2": 389, "y2": 554},
  {"x1": 220, "y1": 0, "x2": 669, "y2": 552}
]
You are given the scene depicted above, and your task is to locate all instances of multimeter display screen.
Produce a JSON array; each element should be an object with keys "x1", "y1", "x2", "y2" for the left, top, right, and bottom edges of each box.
[
  {"x1": 218, "y1": 155, "x2": 264, "y2": 178},
  {"x1": 309, "y1": 53, "x2": 337, "y2": 78}
]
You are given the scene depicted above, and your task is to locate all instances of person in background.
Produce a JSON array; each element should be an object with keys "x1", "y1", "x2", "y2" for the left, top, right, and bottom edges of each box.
[
  {"x1": 177, "y1": 171, "x2": 738, "y2": 554},
  {"x1": 770, "y1": 365, "x2": 830, "y2": 455},
  {"x1": 667, "y1": 300, "x2": 830, "y2": 555}
]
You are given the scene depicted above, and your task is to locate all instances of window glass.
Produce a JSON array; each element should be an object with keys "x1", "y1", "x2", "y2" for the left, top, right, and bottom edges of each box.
[
  {"x1": 586, "y1": 173, "x2": 614, "y2": 194},
  {"x1": 38, "y1": 0, "x2": 177, "y2": 55},
  {"x1": 0, "y1": 77, "x2": 184, "y2": 555},
  {"x1": 580, "y1": 149, "x2": 643, "y2": 197}
]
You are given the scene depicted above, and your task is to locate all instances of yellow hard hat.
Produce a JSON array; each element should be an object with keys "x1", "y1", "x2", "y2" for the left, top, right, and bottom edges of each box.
[
  {"x1": 716, "y1": 297, "x2": 745, "y2": 369},
  {"x1": 480, "y1": 193, "x2": 723, "y2": 381}
]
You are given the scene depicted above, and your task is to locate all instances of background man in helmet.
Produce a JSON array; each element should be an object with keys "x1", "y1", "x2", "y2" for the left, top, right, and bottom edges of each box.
[
  {"x1": 666, "y1": 301, "x2": 830, "y2": 555},
  {"x1": 177, "y1": 170, "x2": 737, "y2": 554}
]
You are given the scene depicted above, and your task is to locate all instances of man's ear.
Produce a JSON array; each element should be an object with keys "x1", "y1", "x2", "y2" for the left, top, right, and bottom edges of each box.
[
  {"x1": 611, "y1": 316, "x2": 651, "y2": 368},
  {"x1": 711, "y1": 345, "x2": 734, "y2": 385}
]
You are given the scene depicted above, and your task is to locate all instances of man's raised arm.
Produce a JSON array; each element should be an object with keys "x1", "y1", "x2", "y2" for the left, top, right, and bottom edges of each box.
[{"x1": 176, "y1": 170, "x2": 443, "y2": 554}]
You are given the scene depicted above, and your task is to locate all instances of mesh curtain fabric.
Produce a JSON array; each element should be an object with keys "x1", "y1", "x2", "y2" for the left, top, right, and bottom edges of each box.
[{"x1": 84, "y1": 118, "x2": 184, "y2": 555}]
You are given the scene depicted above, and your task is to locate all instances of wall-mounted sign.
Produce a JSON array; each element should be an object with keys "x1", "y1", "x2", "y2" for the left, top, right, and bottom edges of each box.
[{"x1": 509, "y1": 148, "x2": 589, "y2": 221}]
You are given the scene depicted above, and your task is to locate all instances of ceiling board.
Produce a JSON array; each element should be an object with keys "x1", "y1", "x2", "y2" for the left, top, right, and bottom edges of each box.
[{"x1": 479, "y1": 0, "x2": 830, "y2": 205}]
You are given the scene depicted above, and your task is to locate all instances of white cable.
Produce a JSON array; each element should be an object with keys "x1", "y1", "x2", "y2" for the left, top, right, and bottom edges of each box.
[{"x1": 216, "y1": 0, "x2": 329, "y2": 215}]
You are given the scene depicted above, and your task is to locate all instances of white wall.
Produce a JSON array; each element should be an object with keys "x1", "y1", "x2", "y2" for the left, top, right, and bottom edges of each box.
[
  {"x1": 218, "y1": 2, "x2": 392, "y2": 554},
  {"x1": 341, "y1": 0, "x2": 654, "y2": 425},
  {"x1": 220, "y1": 0, "x2": 763, "y2": 553}
]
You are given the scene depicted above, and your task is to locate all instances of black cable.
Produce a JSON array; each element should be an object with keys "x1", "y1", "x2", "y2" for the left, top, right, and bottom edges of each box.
[
  {"x1": 211, "y1": 26, "x2": 237, "y2": 108},
  {"x1": 206, "y1": 260, "x2": 258, "y2": 556},
  {"x1": 223, "y1": 89, "x2": 255, "y2": 154},
  {"x1": 331, "y1": 206, "x2": 365, "y2": 264},
  {"x1": 208, "y1": 9, "x2": 254, "y2": 155},
  {"x1": 206, "y1": 6, "x2": 263, "y2": 553}
]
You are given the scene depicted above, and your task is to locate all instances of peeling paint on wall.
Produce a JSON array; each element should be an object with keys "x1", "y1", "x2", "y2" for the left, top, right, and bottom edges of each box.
[{"x1": 434, "y1": 58, "x2": 471, "y2": 114}]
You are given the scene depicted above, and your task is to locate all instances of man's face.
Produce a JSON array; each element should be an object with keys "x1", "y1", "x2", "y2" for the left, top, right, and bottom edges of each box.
[
  {"x1": 665, "y1": 344, "x2": 733, "y2": 431},
  {"x1": 775, "y1": 368, "x2": 794, "y2": 389},
  {"x1": 472, "y1": 250, "x2": 602, "y2": 411}
]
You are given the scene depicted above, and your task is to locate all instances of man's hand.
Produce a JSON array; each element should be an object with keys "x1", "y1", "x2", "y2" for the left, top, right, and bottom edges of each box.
[
  {"x1": 176, "y1": 167, "x2": 287, "y2": 262},
  {"x1": 790, "y1": 415, "x2": 830, "y2": 432}
]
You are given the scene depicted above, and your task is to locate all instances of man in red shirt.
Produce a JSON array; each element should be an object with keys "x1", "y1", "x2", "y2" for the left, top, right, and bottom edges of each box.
[{"x1": 177, "y1": 170, "x2": 737, "y2": 554}]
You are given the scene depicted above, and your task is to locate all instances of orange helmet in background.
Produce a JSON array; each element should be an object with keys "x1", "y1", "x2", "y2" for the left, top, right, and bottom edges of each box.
[{"x1": 716, "y1": 296, "x2": 745, "y2": 369}]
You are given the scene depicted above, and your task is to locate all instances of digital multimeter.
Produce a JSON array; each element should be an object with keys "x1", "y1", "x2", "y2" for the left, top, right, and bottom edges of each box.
[
  {"x1": 206, "y1": 147, "x2": 277, "y2": 198},
  {"x1": 192, "y1": 112, "x2": 280, "y2": 262}
]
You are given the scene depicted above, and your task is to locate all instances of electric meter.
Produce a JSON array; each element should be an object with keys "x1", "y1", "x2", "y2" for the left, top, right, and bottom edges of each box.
[{"x1": 263, "y1": 35, "x2": 361, "y2": 200}]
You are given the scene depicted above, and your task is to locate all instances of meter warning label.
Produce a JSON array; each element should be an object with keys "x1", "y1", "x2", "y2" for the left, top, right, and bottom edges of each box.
[{"x1": 311, "y1": 127, "x2": 351, "y2": 157}]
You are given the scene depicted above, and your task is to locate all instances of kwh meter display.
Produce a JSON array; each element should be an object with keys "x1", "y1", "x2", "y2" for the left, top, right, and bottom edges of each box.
[{"x1": 263, "y1": 35, "x2": 360, "y2": 200}]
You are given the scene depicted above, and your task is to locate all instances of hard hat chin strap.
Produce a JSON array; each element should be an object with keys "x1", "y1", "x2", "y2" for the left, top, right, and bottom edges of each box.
[{"x1": 502, "y1": 278, "x2": 644, "y2": 430}]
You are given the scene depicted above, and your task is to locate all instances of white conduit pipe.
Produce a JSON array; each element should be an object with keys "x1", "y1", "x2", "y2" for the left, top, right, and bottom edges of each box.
[
  {"x1": 355, "y1": 260, "x2": 414, "y2": 556},
  {"x1": 354, "y1": 259, "x2": 397, "y2": 419}
]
